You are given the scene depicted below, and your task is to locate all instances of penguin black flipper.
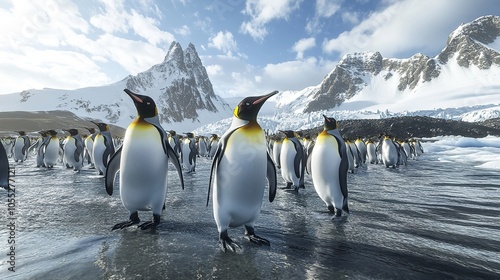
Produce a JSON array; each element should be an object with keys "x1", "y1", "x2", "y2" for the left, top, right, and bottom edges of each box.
[
  {"x1": 22, "y1": 136, "x2": 30, "y2": 157},
  {"x1": 291, "y1": 139, "x2": 303, "y2": 179},
  {"x1": 142, "y1": 116, "x2": 185, "y2": 190},
  {"x1": 266, "y1": 153, "x2": 277, "y2": 202},
  {"x1": 330, "y1": 130, "x2": 349, "y2": 213},
  {"x1": 188, "y1": 139, "x2": 197, "y2": 166},
  {"x1": 0, "y1": 144, "x2": 10, "y2": 190},
  {"x1": 74, "y1": 142, "x2": 83, "y2": 163},
  {"x1": 102, "y1": 137, "x2": 114, "y2": 168},
  {"x1": 166, "y1": 143, "x2": 184, "y2": 190},
  {"x1": 105, "y1": 146, "x2": 122, "y2": 196}
]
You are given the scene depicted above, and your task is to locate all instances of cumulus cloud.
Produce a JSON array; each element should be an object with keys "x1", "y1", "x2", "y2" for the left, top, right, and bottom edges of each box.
[
  {"x1": 306, "y1": 0, "x2": 342, "y2": 34},
  {"x1": 208, "y1": 31, "x2": 238, "y2": 56},
  {"x1": 293, "y1": 37, "x2": 316, "y2": 60},
  {"x1": 240, "y1": 0, "x2": 302, "y2": 41}
]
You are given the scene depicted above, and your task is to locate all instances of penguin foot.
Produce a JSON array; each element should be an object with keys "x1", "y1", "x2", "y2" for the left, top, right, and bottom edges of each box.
[
  {"x1": 327, "y1": 205, "x2": 336, "y2": 215},
  {"x1": 244, "y1": 226, "x2": 270, "y2": 246},
  {"x1": 219, "y1": 230, "x2": 241, "y2": 252},
  {"x1": 138, "y1": 214, "x2": 160, "y2": 230},
  {"x1": 280, "y1": 182, "x2": 293, "y2": 190},
  {"x1": 112, "y1": 212, "x2": 140, "y2": 230}
]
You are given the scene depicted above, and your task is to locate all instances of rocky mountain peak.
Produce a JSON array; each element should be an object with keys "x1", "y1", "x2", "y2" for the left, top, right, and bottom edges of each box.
[{"x1": 299, "y1": 15, "x2": 500, "y2": 113}]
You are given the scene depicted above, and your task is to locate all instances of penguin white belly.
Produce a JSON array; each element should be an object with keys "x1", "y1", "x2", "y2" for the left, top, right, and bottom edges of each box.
[
  {"x1": 382, "y1": 140, "x2": 398, "y2": 167},
  {"x1": 44, "y1": 139, "x2": 59, "y2": 167},
  {"x1": 85, "y1": 138, "x2": 94, "y2": 163},
  {"x1": 181, "y1": 139, "x2": 194, "y2": 172},
  {"x1": 272, "y1": 141, "x2": 282, "y2": 168},
  {"x1": 366, "y1": 143, "x2": 377, "y2": 164},
  {"x1": 93, "y1": 135, "x2": 106, "y2": 173},
  {"x1": 311, "y1": 134, "x2": 343, "y2": 208},
  {"x1": 64, "y1": 138, "x2": 77, "y2": 167},
  {"x1": 213, "y1": 128, "x2": 266, "y2": 229},
  {"x1": 13, "y1": 139, "x2": 25, "y2": 161},
  {"x1": 120, "y1": 123, "x2": 168, "y2": 214},
  {"x1": 280, "y1": 140, "x2": 299, "y2": 186}
]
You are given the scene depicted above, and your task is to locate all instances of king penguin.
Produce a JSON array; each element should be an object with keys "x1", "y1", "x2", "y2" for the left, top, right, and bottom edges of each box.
[
  {"x1": 43, "y1": 130, "x2": 60, "y2": 168},
  {"x1": 181, "y1": 132, "x2": 197, "y2": 173},
  {"x1": 13, "y1": 131, "x2": 30, "y2": 162},
  {"x1": 381, "y1": 135, "x2": 399, "y2": 168},
  {"x1": 84, "y1": 127, "x2": 97, "y2": 168},
  {"x1": 62, "y1": 129, "x2": 84, "y2": 171},
  {"x1": 309, "y1": 115, "x2": 349, "y2": 217},
  {"x1": 92, "y1": 122, "x2": 115, "y2": 175},
  {"x1": 279, "y1": 130, "x2": 305, "y2": 192},
  {"x1": 34, "y1": 131, "x2": 49, "y2": 167},
  {"x1": 105, "y1": 89, "x2": 184, "y2": 230},
  {"x1": 207, "y1": 90, "x2": 278, "y2": 252}
]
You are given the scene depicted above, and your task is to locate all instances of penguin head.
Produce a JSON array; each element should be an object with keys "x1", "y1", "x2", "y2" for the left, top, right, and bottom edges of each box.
[
  {"x1": 86, "y1": 127, "x2": 96, "y2": 134},
  {"x1": 124, "y1": 89, "x2": 158, "y2": 119},
  {"x1": 169, "y1": 130, "x2": 177, "y2": 136},
  {"x1": 91, "y1": 121, "x2": 109, "y2": 132},
  {"x1": 185, "y1": 132, "x2": 194, "y2": 138},
  {"x1": 279, "y1": 130, "x2": 296, "y2": 138},
  {"x1": 38, "y1": 131, "x2": 47, "y2": 137},
  {"x1": 15, "y1": 131, "x2": 26, "y2": 136},
  {"x1": 64, "y1": 129, "x2": 79, "y2": 136},
  {"x1": 233, "y1": 90, "x2": 278, "y2": 121},
  {"x1": 47, "y1": 130, "x2": 58, "y2": 136},
  {"x1": 322, "y1": 115, "x2": 338, "y2": 130}
]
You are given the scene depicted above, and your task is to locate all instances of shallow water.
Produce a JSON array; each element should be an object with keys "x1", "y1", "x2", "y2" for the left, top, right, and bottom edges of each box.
[{"x1": 1, "y1": 150, "x2": 500, "y2": 279}]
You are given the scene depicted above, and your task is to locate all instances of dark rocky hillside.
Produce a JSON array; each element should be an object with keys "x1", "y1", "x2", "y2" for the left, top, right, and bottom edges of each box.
[{"x1": 301, "y1": 116, "x2": 500, "y2": 140}]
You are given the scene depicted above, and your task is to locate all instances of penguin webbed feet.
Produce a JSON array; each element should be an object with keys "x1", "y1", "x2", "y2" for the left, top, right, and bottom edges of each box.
[
  {"x1": 280, "y1": 182, "x2": 293, "y2": 190},
  {"x1": 138, "y1": 214, "x2": 161, "y2": 230},
  {"x1": 244, "y1": 226, "x2": 270, "y2": 246},
  {"x1": 219, "y1": 230, "x2": 241, "y2": 253},
  {"x1": 112, "y1": 212, "x2": 140, "y2": 230}
]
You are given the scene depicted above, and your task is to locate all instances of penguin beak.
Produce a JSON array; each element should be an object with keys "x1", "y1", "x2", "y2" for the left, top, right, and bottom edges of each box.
[
  {"x1": 323, "y1": 114, "x2": 330, "y2": 122},
  {"x1": 124, "y1": 89, "x2": 143, "y2": 104},
  {"x1": 253, "y1": 90, "x2": 278, "y2": 105}
]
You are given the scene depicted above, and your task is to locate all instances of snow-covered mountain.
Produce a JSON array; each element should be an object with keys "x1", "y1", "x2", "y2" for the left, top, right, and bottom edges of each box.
[
  {"x1": 0, "y1": 42, "x2": 231, "y2": 132},
  {"x1": 197, "y1": 15, "x2": 500, "y2": 135}
]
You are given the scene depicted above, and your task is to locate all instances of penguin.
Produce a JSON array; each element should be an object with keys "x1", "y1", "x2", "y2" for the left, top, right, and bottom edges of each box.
[
  {"x1": 355, "y1": 137, "x2": 367, "y2": 164},
  {"x1": 279, "y1": 130, "x2": 305, "y2": 191},
  {"x1": 105, "y1": 89, "x2": 184, "y2": 230},
  {"x1": 62, "y1": 129, "x2": 84, "y2": 171},
  {"x1": 365, "y1": 139, "x2": 378, "y2": 164},
  {"x1": 181, "y1": 132, "x2": 197, "y2": 173},
  {"x1": 344, "y1": 139, "x2": 356, "y2": 173},
  {"x1": 381, "y1": 135, "x2": 399, "y2": 168},
  {"x1": 0, "y1": 139, "x2": 10, "y2": 190},
  {"x1": 208, "y1": 134, "x2": 219, "y2": 159},
  {"x1": 168, "y1": 130, "x2": 181, "y2": 156},
  {"x1": 91, "y1": 121, "x2": 115, "y2": 175},
  {"x1": 207, "y1": 90, "x2": 278, "y2": 252},
  {"x1": 84, "y1": 127, "x2": 97, "y2": 168},
  {"x1": 43, "y1": 130, "x2": 60, "y2": 168},
  {"x1": 13, "y1": 131, "x2": 30, "y2": 162},
  {"x1": 34, "y1": 131, "x2": 49, "y2": 167},
  {"x1": 197, "y1": 136, "x2": 209, "y2": 157},
  {"x1": 400, "y1": 140, "x2": 412, "y2": 163},
  {"x1": 309, "y1": 115, "x2": 349, "y2": 217}
]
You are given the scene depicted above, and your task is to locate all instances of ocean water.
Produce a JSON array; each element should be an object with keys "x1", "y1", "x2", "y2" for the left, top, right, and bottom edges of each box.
[{"x1": 1, "y1": 137, "x2": 500, "y2": 279}]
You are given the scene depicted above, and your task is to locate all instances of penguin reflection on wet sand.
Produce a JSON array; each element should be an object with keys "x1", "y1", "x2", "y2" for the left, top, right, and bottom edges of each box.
[
  {"x1": 309, "y1": 115, "x2": 349, "y2": 218},
  {"x1": 207, "y1": 90, "x2": 278, "y2": 252},
  {"x1": 105, "y1": 89, "x2": 184, "y2": 231}
]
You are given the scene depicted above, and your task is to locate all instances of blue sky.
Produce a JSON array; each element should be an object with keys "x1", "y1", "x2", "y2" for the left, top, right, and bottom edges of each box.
[{"x1": 1, "y1": 0, "x2": 499, "y2": 98}]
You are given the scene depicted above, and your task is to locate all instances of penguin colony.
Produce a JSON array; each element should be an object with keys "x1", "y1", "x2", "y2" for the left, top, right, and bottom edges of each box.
[{"x1": 0, "y1": 89, "x2": 426, "y2": 252}]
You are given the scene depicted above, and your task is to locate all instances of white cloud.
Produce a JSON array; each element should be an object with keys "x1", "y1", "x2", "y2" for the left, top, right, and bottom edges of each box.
[
  {"x1": 293, "y1": 37, "x2": 316, "y2": 60},
  {"x1": 206, "y1": 64, "x2": 223, "y2": 76},
  {"x1": 208, "y1": 31, "x2": 238, "y2": 56},
  {"x1": 175, "y1": 25, "x2": 191, "y2": 36},
  {"x1": 240, "y1": 0, "x2": 302, "y2": 41},
  {"x1": 322, "y1": 0, "x2": 499, "y2": 59},
  {"x1": 306, "y1": 0, "x2": 342, "y2": 34}
]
